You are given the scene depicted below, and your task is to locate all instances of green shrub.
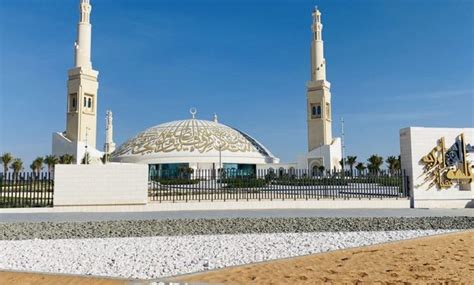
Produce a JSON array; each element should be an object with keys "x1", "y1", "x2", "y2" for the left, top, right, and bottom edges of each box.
[
  {"x1": 223, "y1": 178, "x2": 268, "y2": 188},
  {"x1": 157, "y1": 178, "x2": 200, "y2": 185},
  {"x1": 272, "y1": 178, "x2": 349, "y2": 186}
]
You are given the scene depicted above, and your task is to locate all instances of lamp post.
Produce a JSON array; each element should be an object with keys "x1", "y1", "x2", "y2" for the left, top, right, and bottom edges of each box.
[
  {"x1": 341, "y1": 117, "x2": 345, "y2": 176},
  {"x1": 319, "y1": 143, "x2": 323, "y2": 176},
  {"x1": 85, "y1": 127, "x2": 91, "y2": 164},
  {"x1": 218, "y1": 144, "x2": 223, "y2": 179}
]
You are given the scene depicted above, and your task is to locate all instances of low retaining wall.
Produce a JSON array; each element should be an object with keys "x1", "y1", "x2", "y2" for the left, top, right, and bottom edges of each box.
[
  {"x1": 54, "y1": 163, "x2": 148, "y2": 206},
  {"x1": 0, "y1": 198, "x2": 410, "y2": 213}
]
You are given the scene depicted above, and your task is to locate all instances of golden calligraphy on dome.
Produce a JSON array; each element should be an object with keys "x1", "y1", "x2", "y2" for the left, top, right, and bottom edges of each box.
[{"x1": 112, "y1": 119, "x2": 256, "y2": 156}]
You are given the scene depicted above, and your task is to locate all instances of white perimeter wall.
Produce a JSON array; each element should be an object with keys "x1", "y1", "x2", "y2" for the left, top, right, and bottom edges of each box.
[
  {"x1": 400, "y1": 127, "x2": 474, "y2": 208},
  {"x1": 54, "y1": 163, "x2": 148, "y2": 206}
]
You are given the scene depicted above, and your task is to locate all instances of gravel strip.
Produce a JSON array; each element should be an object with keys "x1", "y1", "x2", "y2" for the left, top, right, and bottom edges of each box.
[
  {"x1": 0, "y1": 217, "x2": 472, "y2": 240},
  {"x1": 0, "y1": 230, "x2": 455, "y2": 279}
]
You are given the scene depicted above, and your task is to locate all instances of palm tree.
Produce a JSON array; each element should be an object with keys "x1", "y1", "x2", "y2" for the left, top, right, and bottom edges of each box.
[
  {"x1": 59, "y1": 154, "x2": 74, "y2": 164},
  {"x1": 367, "y1": 155, "x2": 384, "y2": 175},
  {"x1": 10, "y1": 158, "x2": 23, "y2": 180},
  {"x1": 1, "y1": 152, "x2": 13, "y2": 174},
  {"x1": 32, "y1": 157, "x2": 44, "y2": 176},
  {"x1": 386, "y1": 156, "x2": 399, "y2": 176},
  {"x1": 345, "y1": 156, "x2": 357, "y2": 177},
  {"x1": 355, "y1": 162, "x2": 366, "y2": 176},
  {"x1": 44, "y1": 155, "x2": 59, "y2": 175}
]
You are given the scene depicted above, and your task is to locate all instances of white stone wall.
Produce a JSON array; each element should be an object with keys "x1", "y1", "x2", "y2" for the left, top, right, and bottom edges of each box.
[
  {"x1": 400, "y1": 127, "x2": 474, "y2": 208},
  {"x1": 54, "y1": 163, "x2": 148, "y2": 206}
]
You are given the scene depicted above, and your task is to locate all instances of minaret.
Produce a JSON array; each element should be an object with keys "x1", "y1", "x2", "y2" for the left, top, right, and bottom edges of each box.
[
  {"x1": 104, "y1": 110, "x2": 116, "y2": 155},
  {"x1": 65, "y1": 0, "x2": 99, "y2": 149},
  {"x1": 307, "y1": 7, "x2": 332, "y2": 152}
]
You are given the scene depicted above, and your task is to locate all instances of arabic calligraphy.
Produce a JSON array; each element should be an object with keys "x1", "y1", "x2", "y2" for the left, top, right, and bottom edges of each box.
[
  {"x1": 111, "y1": 119, "x2": 270, "y2": 157},
  {"x1": 421, "y1": 133, "x2": 474, "y2": 189}
]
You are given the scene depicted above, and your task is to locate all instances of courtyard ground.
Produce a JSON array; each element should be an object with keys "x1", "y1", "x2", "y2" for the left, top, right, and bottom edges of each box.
[{"x1": 1, "y1": 230, "x2": 472, "y2": 284}]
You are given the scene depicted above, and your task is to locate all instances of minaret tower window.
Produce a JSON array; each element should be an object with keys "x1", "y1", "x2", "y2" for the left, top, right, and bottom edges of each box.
[
  {"x1": 69, "y1": 93, "x2": 77, "y2": 112},
  {"x1": 311, "y1": 103, "x2": 322, "y2": 119}
]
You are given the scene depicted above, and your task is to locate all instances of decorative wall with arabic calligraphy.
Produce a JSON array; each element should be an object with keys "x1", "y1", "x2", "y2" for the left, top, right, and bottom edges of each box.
[
  {"x1": 420, "y1": 133, "x2": 474, "y2": 189},
  {"x1": 111, "y1": 119, "x2": 279, "y2": 165},
  {"x1": 399, "y1": 127, "x2": 473, "y2": 208}
]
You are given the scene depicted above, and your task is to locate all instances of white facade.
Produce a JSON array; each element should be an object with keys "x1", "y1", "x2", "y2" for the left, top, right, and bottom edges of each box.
[
  {"x1": 52, "y1": 132, "x2": 103, "y2": 164},
  {"x1": 54, "y1": 163, "x2": 148, "y2": 206},
  {"x1": 400, "y1": 127, "x2": 474, "y2": 208}
]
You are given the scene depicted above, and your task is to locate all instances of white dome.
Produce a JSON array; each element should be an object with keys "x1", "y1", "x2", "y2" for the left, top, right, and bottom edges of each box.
[{"x1": 111, "y1": 119, "x2": 279, "y2": 165}]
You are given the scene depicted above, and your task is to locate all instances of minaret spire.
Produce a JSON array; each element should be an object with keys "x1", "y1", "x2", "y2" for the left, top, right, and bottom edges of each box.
[
  {"x1": 75, "y1": 0, "x2": 93, "y2": 68},
  {"x1": 104, "y1": 110, "x2": 116, "y2": 157},
  {"x1": 306, "y1": 7, "x2": 332, "y2": 152},
  {"x1": 304, "y1": 7, "x2": 342, "y2": 171},
  {"x1": 64, "y1": 0, "x2": 99, "y2": 151},
  {"x1": 310, "y1": 6, "x2": 326, "y2": 82}
]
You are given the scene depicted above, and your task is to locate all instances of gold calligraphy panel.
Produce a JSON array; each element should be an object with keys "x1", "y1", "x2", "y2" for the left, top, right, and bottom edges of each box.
[{"x1": 421, "y1": 133, "x2": 473, "y2": 189}]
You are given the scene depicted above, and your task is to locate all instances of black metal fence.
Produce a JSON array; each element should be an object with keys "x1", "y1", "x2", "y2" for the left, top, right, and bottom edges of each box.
[
  {"x1": 0, "y1": 172, "x2": 54, "y2": 208},
  {"x1": 149, "y1": 169, "x2": 409, "y2": 203}
]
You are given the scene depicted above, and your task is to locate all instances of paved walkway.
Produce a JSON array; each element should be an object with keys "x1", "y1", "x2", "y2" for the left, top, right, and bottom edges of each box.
[{"x1": 0, "y1": 208, "x2": 472, "y2": 223}]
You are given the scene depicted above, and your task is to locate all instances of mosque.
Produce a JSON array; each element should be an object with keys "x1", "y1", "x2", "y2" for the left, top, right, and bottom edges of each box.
[{"x1": 52, "y1": 0, "x2": 342, "y2": 175}]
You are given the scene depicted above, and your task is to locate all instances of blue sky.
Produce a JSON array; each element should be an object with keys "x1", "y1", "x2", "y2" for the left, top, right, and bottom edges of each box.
[{"x1": 0, "y1": 0, "x2": 473, "y2": 166}]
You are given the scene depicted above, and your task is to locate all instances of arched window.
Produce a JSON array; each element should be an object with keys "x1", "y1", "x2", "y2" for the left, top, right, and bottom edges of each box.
[
  {"x1": 278, "y1": 167, "x2": 285, "y2": 177},
  {"x1": 83, "y1": 97, "x2": 87, "y2": 107},
  {"x1": 288, "y1": 167, "x2": 295, "y2": 176},
  {"x1": 72, "y1": 98, "x2": 76, "y2": 109},
  {"x1": 88, "y1": 98, "x2": 92, "y2": 108},
  {"x1": 311, "y1": 104, "x2": 322, "y2": 119}
]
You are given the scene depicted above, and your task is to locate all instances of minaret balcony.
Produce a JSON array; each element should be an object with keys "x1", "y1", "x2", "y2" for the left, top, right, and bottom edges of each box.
[{"x1": 306, "y1": 80, "x2": 331, "y2": 90}]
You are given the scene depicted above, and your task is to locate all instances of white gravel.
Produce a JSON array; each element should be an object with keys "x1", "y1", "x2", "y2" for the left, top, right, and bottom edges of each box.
[{"x1": 0, "y1": 230, "x2": 455, "y2": 279}]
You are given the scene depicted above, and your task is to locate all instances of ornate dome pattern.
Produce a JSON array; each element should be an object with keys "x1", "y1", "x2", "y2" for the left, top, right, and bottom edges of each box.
[{"x1": 112, "y1": 119, "x2": 275, "y2": 159}]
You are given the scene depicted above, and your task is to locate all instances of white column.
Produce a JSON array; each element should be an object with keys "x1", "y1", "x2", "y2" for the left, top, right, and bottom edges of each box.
[
  {"x1": 311, "y1": 8, "x2": 326, "y2": 82},
  {"x1": 75, "y1": 0, "x2": 92, "y2": 69}
]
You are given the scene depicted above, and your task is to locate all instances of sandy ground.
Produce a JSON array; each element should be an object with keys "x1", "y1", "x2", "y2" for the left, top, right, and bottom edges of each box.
[
  {"x1": 175, "y1": 230, "x2": 474, "y2": 284},
  {"x1": 1, "y1": 231, "x2": 472, "y2": 284},
  {"x1": 0, "y1": 271, "x2": 130, "y2": 285}
]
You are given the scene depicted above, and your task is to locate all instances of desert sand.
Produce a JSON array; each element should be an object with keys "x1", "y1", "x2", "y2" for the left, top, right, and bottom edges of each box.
[
  {"x1": 176, "y1": 230, "x2": 474, "y2": 284},
  {"x1": 0, "y1": 271, "x2": 129, "y2": 285}
]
